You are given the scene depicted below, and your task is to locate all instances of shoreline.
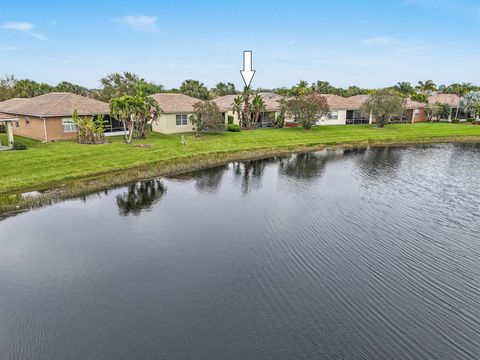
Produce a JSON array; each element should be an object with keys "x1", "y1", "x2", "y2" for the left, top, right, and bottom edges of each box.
[{"x1": 1, "y1": 135, "x2": 480, "y2": 217}]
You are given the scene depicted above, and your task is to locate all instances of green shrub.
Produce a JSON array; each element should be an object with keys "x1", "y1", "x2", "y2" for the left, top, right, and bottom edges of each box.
[
  {"x1": 227, "y1": 115, "x2": 234, "y2": 124},
  {"x1": 466, "y1": 118, "x2": 475, "y2": 122},
  {"x1": 13, "y1": 142, "x2": 27, "y2": 150},
  {"x1": 226, "y1": 124, "x2": 240, "y2": 132},
  {"x1": 451, "y1": 119, "x2": 460, "y2": 123}
]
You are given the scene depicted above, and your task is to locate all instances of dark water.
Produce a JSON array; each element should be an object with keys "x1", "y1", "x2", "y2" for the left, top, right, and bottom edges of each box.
[{"x1": 1, "y1": 144, "x2": 480, "y2": 360}]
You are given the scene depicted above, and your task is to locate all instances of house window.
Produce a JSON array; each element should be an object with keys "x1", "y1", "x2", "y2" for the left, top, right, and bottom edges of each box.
[
  {"x1": 414, "y1": 109, "x2": 420, "y2": 118},
  {"x1": 25, "y1": 116, "x2": 30, "y2": 125},
  {"x1": 328, "y1": 111, "x2": 339, "y2": 120},
  {"x1": 62, "y1": 117, "x2": 77, "y2": 132},
  {"x1": 15, "y1": 121, "x2": 19, "y2": 128},
  {"x1": 176, "y1": 114, "x2": 188, "y2": 126}
]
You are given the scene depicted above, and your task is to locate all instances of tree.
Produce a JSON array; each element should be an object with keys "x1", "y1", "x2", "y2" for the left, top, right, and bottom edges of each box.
[
  {"x1": 251, "y1": 94, "x2": 266, "y2": 127},
  {"x1": 416, "y1": 80, "x2": 437, "y2": 94},
  {"x1": 0, "y1": 75, "x2": 16, "y2": 101},
  {"x1": 109, "y1": 83, "x2": 162, "y2": 143},
  {"x1": 179, "y1": 79, "x2": 210, "y2": 100},
  {"x1": 393, "y1": 82, "x2": 415, "y2": 95},
  {"x1": 72, "y1": 110, "x2": 106, "y2": 144},
  {"x1": 233, "y1": 86, "x2": 253, "y2": 128},
  {"x1": 437, "y1": 103, "x2": 452, "y2": 120},
  {"x1": 410, "y1": 92, "x2": 428, "y2": 103},
  {"x1": 55, "y1": 81, "x2": 89, "y2": 96},
  {"x1": 98, "y1": 72, "x2": 162, "y2": 101},
  {"x1": 290, "y1": 80, "x2": 313, "y2": 96},
  {"x1": 285, "y1": 93, "x2": 330, "y2": 130},
  {"x1": 361, "y1": 89, "x2": 406, "y2": 128},
  {"x1": 189, "y1": 100, "x2": 224, "y2": 137},
  {"x1": 460, "y1": 91, "x2": 480, "y2": 120},
  {"x1": 12, "y1": 79, "x2": 53, "y2": 98},
  {"x1": 273, "y1": 98, "x2": 287, "y2": 128},
  {"x1": 212, "y1": 82, "x2": 237, "y2": 96}
]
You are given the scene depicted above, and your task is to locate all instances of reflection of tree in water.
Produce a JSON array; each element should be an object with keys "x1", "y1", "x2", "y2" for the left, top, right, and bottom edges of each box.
[
  {"x1": 233, "y1": 157, "x2": 278, "y2": 194},
  {"x1": 191, "y1": 165, "x2": 229, "y2": 193},
  {"x1": 116, "y1": 179, "x2": 167, "y2": 216},
  {"x1": 278, "y1": 151, "x2": 343, "y2": 180},
  {"x1": 354, "y1": 146, "x2": 403, "y2": 180}
]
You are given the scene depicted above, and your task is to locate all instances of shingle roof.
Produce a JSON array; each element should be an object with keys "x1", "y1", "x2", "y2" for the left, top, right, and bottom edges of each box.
[
  {"x1": 0, "y1": 112, "x2": 18, "y2": 120},
  {"x1": 348, "y1": 95, "x2": 426, "y2": 110},
  {"x1": 0, "y1": 93, "x2": 109, "y2": 117},
  {"x1": 320, "y1": 94, "x2": 353, "y2": 110},
  {"x1": 150, "y1": 93, "x2": 201, "y2": 113},
  {"x1": 428, "y1": 94, "x2": 461, "y2": 107}
]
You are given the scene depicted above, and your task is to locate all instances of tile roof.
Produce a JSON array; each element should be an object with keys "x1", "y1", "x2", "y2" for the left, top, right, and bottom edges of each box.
[
  {"x1": 0, "y1": 93, "x2": 109, "y2": 117},
  {"x1": 428, "y1": 94, "x2": 461, "y2": 107},
  {"x1": 149, "y1": 93, "x2": 201, "y2": 113}
]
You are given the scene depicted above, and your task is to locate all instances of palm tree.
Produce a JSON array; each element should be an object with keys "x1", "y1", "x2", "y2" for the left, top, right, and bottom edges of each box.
[
  {"x1": 416, "y1": 80, "x2": 437, "y2": 94},
  {"x1": 251, "y1": 94, "x2": 266, "y2": 128}
]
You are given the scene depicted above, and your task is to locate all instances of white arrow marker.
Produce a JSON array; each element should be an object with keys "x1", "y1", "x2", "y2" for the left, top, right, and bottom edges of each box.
[{"x1": 240, "y1": 50, "x2": 256, "y2": 87}]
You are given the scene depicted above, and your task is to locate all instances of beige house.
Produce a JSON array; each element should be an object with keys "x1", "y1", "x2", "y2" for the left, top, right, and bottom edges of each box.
[
  {"x1": 428, "y1": 94, "x2": 466, "y2": 120},
  {"x1": 150, "y1": 93, "x2": 216, "y2": 134},
  {"x1": 0, "y1": 92, "x2": 110, "y2": 141}
]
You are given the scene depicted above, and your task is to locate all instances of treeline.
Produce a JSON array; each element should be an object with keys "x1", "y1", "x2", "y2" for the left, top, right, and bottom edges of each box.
[{"x1": 1, "y1": 72, "x2": 480, "y2": 103}]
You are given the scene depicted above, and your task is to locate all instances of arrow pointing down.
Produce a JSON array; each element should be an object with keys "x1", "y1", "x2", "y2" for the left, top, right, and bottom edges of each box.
[{"x1": 240, "y1": 50, "x2": 255, "y2": 87}]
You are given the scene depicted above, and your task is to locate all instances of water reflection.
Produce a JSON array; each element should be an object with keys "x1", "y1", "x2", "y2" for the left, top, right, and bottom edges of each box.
[
  {"x1": 353, "y1": 146, "x2": 403, "y2": 180},
  {"x1": 232, "y1": 157, "x2": 279, "y2": 194},
  {"x1": 278, "y1": 149, "x2": 344, "y2": 180},
  {"x1": 116, "y1": 180, "x2": 167, "y2": 216},
  {"x1": 188, "y1": 165, "x2": 229, "y2": 193}
]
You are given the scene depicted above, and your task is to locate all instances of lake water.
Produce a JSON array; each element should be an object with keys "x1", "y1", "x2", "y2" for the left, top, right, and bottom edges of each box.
[{"x1": 1, "y1": 143, "x2": 480, "y2": 359}]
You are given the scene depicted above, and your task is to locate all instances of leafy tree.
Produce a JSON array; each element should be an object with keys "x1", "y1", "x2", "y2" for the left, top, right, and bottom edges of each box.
[
  {"x1": 73, "y1": 110, "x2": 106, "y2": 144},
  {"x1": 233, "y1": 86, "x2": 253, "y2": 128},
  {"x1": 55, "y1": 81, "x2": 89, "y2": 96},
  {"x1": 437, "y1": 103, "x2": 452, "y2": 120},
  {"x1": 361, "y1": 89, "x2": 406, "y2": 128},
  {"x1": 273, "y1": 98, "x2": 287, "y2": 128},
  {"x1": 180, "y1": 79, "x2": 210, "y2": 100},
  {"x1": 12, "y1": 79, "x2": 53, "y2": 98},
  {"x1": 98, "y1": 72, "x2": 162, "y2": 101},
  {"x1": 393, "y1": 82, "x2": 415, "y2": 95},
  {"x1": 460, "y1": 91, "x2": 480, "y2": 120},
  {"x1": 212, "y1": 82, "x2": 237, "y2": 96},
  {"x1": 189, "y1": 100, "x2": 224, "y2": 137},
  {"x1": 410, "y1": 92, "x2": 428, "y2": 103},
  {"x1": 440, "y1": 83, "x2": 477, "y2": 96},
  {"x1": 0, "y1": 75, "x2": 17, "y2": 101},
  {"x1": 290, "y1": 80, "x2": 313, "y2": 96},
  {"x1": 285, "y1": 93, "x2": 330, "y2": 130}
]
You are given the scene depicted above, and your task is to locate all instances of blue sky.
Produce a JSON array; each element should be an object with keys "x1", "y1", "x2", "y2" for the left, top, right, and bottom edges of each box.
[{"x1": 1, "y1": 0, "x2": 479, "y2": 89}]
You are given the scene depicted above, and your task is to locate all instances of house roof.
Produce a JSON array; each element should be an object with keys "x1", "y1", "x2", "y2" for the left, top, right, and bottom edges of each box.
[
  {"x1": 0, "y1": 92, "x2": 109, "y2": 117},
  {"x1": 320, "y1": 94, "x2": 353, "y2": 110},
  {"x1": 347, "y1": 94, "x2": 426, "y2": 110},
  {"x1": 428, "y1": 94, "x2": 461, "y2": 107},
  {"x1": 0, "y1": 112, "x2": 18, "y2": 121},
  {"x1": 213, "y1": 92, "x2": 282, "y2": 112},
  {"x1": 150, "y1": 93, "x2": 201, "y2": 113}
]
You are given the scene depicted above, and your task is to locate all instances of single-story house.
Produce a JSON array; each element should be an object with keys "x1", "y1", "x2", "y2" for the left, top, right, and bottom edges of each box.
[
  {"x1": 150, "y1": 93, "x2": 221, "y2": 134},
  {"x1": 317, "y1": 94, "x2": 358, "y2": 125},
  {"x1": 428, "y1": 94, "x2": 466, "y2": 120},
  {"x1": 0, "y1": 92, "x2": 113, "y2": 141},
  {"x1": 213, "y1": 93, "x2": 282, "y2": 128}
]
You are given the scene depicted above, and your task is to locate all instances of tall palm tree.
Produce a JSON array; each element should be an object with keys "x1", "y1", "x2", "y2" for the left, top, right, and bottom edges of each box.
[{"x1": 416, "y1": 80, "x2": 437, "y2": 94}]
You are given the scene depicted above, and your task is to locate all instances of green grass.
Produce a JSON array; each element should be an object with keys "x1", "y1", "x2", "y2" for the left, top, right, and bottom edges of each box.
[{"x1": 1, "y1": 123, "x2": 480, "y2": 195}]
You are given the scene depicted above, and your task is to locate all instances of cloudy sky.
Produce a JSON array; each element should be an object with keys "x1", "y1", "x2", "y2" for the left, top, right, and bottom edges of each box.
[{"x1": 1, "y1": 0, "x2": 479, "y2": 89}]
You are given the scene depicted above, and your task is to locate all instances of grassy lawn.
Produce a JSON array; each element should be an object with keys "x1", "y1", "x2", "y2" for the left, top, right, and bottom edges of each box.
[{"x1": 1, "y1": 123, "x2": 480, "y2": 194}]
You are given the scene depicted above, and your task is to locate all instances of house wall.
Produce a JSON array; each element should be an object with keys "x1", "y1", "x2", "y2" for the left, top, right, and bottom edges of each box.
[
  {"x1": 317, "y1": 109, "x2": 347, "y2": 126},
  {"x1": 11, "y1": 115, "x2": 46, "y2": 141},
  {"x1": 152, "y1": 113, "x2": 194, "y2": 134},
  {"x1": 412, "y1": 108, "x2": 426, "y2": 123}
]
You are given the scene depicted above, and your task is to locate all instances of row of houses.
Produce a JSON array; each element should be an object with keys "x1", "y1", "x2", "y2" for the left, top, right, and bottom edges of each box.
[{"x1": 0, "y1": 91, "x2": 464, "y2": 142}]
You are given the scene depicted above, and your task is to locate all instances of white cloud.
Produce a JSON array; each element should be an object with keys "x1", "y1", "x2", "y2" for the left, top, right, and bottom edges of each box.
[
  {"x1": 114, "y1": 15, "x2": 160, "y2": 32},
  {"x1": 362, "y1": 36, "x2": 393, "y2": 45},
  {"x1": 1, "y1": 21, "x2": 34, "y2": 31},
  {"x1": 0, "y1": 21, "x2": 49, "y2": 41}
]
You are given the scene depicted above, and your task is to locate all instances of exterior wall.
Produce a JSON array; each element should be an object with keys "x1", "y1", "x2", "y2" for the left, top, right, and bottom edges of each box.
[
  {"x1": 11, "y1": 115, "x2": 47, "y2": 141},
  {"x1": 316, "y1": 109, "x2": 347, "y2": 126},
  {"x1": 152, "y1": 113, "x2": 194, "y2": 134},
  {"x1": 412, "y1": 108, "x2": 426, "y2": 123},
  {"x1": 45, "y1": 117, "x2": 77, "y2": 141}
]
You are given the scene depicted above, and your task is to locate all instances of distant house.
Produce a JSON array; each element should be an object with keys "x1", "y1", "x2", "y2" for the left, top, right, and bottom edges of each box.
[
  {"x1": 428, "y1": 94, "x2": 466, "y2": 120},
  {"x1": 0, "y1": 92, "x2": 113, "y2": 141},
  {"x1": 150, "y1": 93, "x2": 223, "y2": 134}
]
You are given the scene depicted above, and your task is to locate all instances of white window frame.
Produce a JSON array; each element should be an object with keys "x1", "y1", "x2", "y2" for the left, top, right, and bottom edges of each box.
[
  {"x1": 328, "y1": 111, "x2": 339, "y2": 120},
  {"x1": 62, "y1": 117, "x2": 77, "y2": 132},
  {"x1": 176, "y1": 114, "x2": 188, "y2": 126}
]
